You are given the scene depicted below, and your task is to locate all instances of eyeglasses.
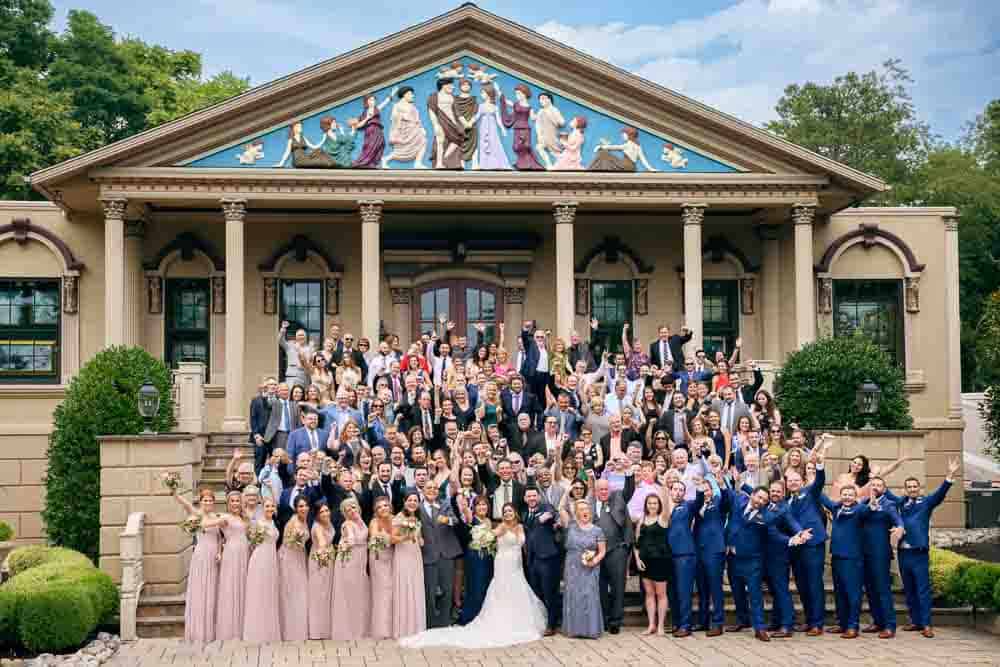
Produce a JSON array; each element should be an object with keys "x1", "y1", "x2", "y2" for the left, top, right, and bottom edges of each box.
[
  {"x1": 345, "y1": 337, "x2": 354, "y2": 342},
  {"x1": 372, "y1": 404, "x2": 384, "y2": 409}
]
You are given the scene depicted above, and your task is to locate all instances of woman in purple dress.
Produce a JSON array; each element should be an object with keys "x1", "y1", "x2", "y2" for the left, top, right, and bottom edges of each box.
[
  {"x1": 331, "y1": 498, "x2": 371, "y2": 639},
  {"x1": 369, "y1": 496, "x2": 396, "y2": 639},
  {"x1": 308, "y1": 503, "x2": 335, "y2": 640},
  {"x1": 501, "y1": 84, "x2": 544, "y2": 170},
  {"x1": 463, "y1": 84, "x2": 511, "y2": 170},
  {"x1": 392, "y1": 491, "x2": 426, "y2": 638},
  {"x1": 215, "y1": 491, "x2": 250, "y2": 640},
  {"x1": 279, "y1": 496, "x2": 310, "y2": 640},
  {"x1": 173, "y1": 487, "x2": 224, "y2": 643},
  {"x1": 352, "y1": 91, "x2": 391, "y2": 168},
  {"x1": 243, "y1": 498, "x2": 281, "y2": 642}
]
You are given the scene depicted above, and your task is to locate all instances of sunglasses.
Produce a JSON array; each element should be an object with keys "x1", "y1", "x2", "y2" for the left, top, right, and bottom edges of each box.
[{"x1": 345, "y1": 338, "x2": 354, "y2": 342}]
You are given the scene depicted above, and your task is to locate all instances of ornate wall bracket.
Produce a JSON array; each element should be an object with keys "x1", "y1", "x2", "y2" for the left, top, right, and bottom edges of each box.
[
  {"x1": 504, "y1": 287, "x2": 525, "y2": 305},
  {"x1": 574, "y1": 279, "x2": 589, "y2": 316},
  {"x1": 262, "y1": 277, "x2": 277, "y2": 315},
  {"x1": 391, "y1": 287, "x2": 412, "y2": 305},
  {"x1": 326, "y1": 278, "x2": 341, "y2": 315},
  {"x1": 905, "y1": 276, "x2": 920, "y2": 313},
  {"x1": 634, "y1": 279, "x2": 649, "y2": 316},
  {"x1": 147, "y1": 276, "x2": 163, "y2": 314},
  {"x1": 817, "y1": 276, "x2": 833, "y2": 314},
  {"x1": 740, "y1": 277, "x2": 755, "y2": 315},
  {"x1": 211, "y1": 276, "x2": 226, "y2": 314}
]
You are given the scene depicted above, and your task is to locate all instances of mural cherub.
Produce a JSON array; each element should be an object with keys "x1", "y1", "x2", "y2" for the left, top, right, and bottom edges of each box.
[
  {"x1": 661, "y1": 143, "x2": 689, "y2": 169},
  {"x1": 236, "y1": 140, "x2": 264, "y2": 165}
]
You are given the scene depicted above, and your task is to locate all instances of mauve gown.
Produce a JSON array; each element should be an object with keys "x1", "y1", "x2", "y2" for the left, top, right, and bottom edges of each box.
[
  {"x1": 369, "y1": 526, "x2": 395, "y2": 639},
  {"x1": 215, "y1": 518, "x2": 249, "y2": 640},
  {"x1": 331, "y1": 519, "x2": 370, "y2": 639},
  {"x1": 242, "y1": 522, "x2": 280, "y2": 642},
  {"x1": 392, "y1": 524, "x2": 426, "y2": 638},
  {"x1": 308, "y1": 523, "x2": 334, "y2": 640},
  {"x1": 184, "y1": 521, "x2": 220, "y2": 642},
  {"x1": 352, "y1": 108, "x2": 385, "y2": 168},
  {"x1": 278, "y1": 521, "x2": 310, "y2": 641}
]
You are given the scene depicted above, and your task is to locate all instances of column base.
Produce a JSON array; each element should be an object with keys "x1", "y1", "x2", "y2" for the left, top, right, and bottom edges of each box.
[{"x1": 221, "y1": 416, "x2": 248, "y2": 432}]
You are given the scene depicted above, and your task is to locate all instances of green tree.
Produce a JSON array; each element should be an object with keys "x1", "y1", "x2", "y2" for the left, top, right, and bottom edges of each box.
[
  {"x1": 979, "y1": 291, "x2": 1000, "y2": 463},
  {"x1": 766, "y1": 59, "x2": 932, "y2": 203},
  {"x1": 0, "y1": 0, "x2": 54, "y2": 73}
]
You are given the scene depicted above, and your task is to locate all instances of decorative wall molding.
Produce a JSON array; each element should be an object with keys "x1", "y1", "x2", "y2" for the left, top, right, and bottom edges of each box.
[
  {"x1": 211, "y1": 276, "x2": 226, "y2": 314},
  {"x1": 144, "y1": 232, "x2": 225, "y2": 272},
  {"x1": 740, "y1": 277, "x2": 755, "y2": 316},
  {"x1": 817, "y1": 276, "x2": 833, "y2": 314},
  {"x1": 147, "y1": 276, "x2": 163, "y2": 314},
  {"x1": 575, "y1": 236, "x2": 654, "y2": 275},
  {"x1": 62, "y1": 275, "x2": 78, "y2": 315},
  {"x1": 703, "y1": 235, "x2": 759, "y2": 274},
  {"x1": 258, "y1": 234, "x2": 344, "y2": 273},
  {"x1": 504, "y1": 287, "x2": 525, "y2": 305},
  {"x1": 262, "y1": 277, "x2": 277, "y2": 315},
  {"x1": 815, "y1": 223, "x2": 926, "y2": 275},
  {"x1": 0, "y1": 218, "x2": 86, "y2": 273},
  {"x1": 326, "y1": 278, "x2": 341, "y2": 315},
  {"x1": 905, "y1": 276, "x2": 920, "y2": 313}
]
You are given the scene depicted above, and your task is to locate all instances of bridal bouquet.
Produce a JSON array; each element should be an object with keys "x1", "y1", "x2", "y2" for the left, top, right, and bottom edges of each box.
[
  {"x1": 284, "y1": 525, "x2": 306, "y2": 551},
  {"x1": 179, "y1": 515, "x2": 202, "y2": 536},
  {"x1": 246, "y1": 522, "x2": 267, "y2": 551},
  {"x1": 335, "y1": 543, "x2": 353, "y2": 564},
  {"x1": 581, "y1": 549, "x2": 596, "y2": 566},
  {"x1": 159, "y1": 471, "x2": 188, "y2": 494},
  {"x1": 311, "y1": 546, "x2": 334, "y2": 568},
  {"x1": 368, "y1": 534, "x2": 389, "y2": 559},
  {"x1": 469, "y1": 524, "x2": 497, "y2": 557}
]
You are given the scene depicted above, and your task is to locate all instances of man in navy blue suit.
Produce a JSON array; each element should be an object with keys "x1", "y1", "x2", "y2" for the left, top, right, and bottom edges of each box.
[
  {"x1": 523, "y1": 486, "x2": 561, "y2": 636},
  {"x1": 287, "y1": 410, "x2": 330, "y2": 474},
  {"x1": 883, "y1": 458, "x2": 959, "y2": 638},
  {"x1": 861, "y1": 476, "x2": 906, "y2": 638},
  {"x1": 762, "y1": 479, "x2": 804, "y2": 638},
  {"x1": 820, "y1": 483, "x2": 903, "y2": 638},
  {"x1": 694, "y1": 474, "x2": 730, "y2": 636},
  {"x1": 666, "y1": 478, "x2": 710, "y2": 637}
]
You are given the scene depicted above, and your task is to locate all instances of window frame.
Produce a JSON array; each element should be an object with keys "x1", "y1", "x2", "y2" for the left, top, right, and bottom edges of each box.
[
  {"x1": 278, "y1": 279, "x2": 324, "y2": 381},
  {"x1": 412, "y1": 280, "x2": 501, "y2": 344},
  {"x1": 590, "y1": 280, "x2": 633, "y2": 355},
  {"x1": 164, "y1": 278, "x2": 212, "y2": 375},
  {"x1": 0, "y1": 278, "x2": 61, "y2": 384},
  {"x1": 702, "y1": 279, "x2": 740, "y2": 360},
  {"x1": 833, "y1": 278, "x2": 905, "y2": 368}
]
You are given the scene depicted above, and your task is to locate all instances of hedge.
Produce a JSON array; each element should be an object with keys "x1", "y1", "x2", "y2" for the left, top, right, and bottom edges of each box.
[
  {"x1": 929, "y1": 547, "x2": 1000, "y2": 611},
  {"x1": 0, "y1": 546, "x2": 117, "y2": 653},
  {"x1": 0, "y1": 521, "x2": 12, "y2": 542},
  {"x1": 929, "y1": 547, "x2": 975, "y2": 606}
]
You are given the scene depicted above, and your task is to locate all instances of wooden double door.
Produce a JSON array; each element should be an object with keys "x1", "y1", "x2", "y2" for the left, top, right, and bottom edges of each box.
[{"x1": 414, "y1": 280, "x2": 500, "y2": 344}]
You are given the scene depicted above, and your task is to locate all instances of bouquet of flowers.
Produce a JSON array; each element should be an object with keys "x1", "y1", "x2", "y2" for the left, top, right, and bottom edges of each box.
[
  {"x1": 179, "y1": 515, "x2": 202, "y2": 536},
  {"x1": 311, "y1": 546, "x2": 334, "y2": 568},
  {"x1": 247, "y1": 522, "x2": 267, "y2": 551},
  {"x1": 469, "y1": 523, "x2": 497, "y2": 557},
  {"x1": 284, "y1": 525, "x2": 306, "y2": 551},
  {"x1": 393, "y1": 515, "x2": 422, "y2": 541},
  {"x1": 335, "y1": 542, "x2": 353, "y2": 564},
  {"x1": 368, "y1": 534, "x2": 390, "y2": 559},
  {"x1": 159, "y1": 471, "x2": 187, "y2": 494},
  {"x1": 581, "y1": 549, "x2": 596, "y2": 566}
]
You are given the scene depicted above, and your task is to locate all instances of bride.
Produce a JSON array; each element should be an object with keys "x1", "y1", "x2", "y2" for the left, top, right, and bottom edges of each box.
[{"x1": 399, "y1": 502, "x2": 547, "y2": 648}]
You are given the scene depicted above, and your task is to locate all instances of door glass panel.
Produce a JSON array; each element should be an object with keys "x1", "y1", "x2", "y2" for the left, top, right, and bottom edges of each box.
[
  {"x1": 590, "y1": 281, "x2": 632, "y2": 354},
  {"x1": 418, "y1": 287, "x2": 450, "y2": 338},
  {"x1": 702, "y1": 280, "x2": 739, "y2": 359}
]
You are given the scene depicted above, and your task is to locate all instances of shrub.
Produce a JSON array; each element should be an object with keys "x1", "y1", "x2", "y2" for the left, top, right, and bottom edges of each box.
[
  {"x1": 0, "y1": 521, "x2": 12, "y2": 542},
  {"x1": 5, "y1": 545, "x2": 92, "y2": 577},
  {"x1": 929, "y1": 547, "x2": 975, "y2": 605},
  {"x1": 17, "y1": 584, "x2": 98, "y2": 653},
  {"x1": 994, "y1": 576, "x2": 1000, "y2": 612},
  {"x1": 959, "y1": 562, "x2": 1000, "y2": 610},
  {"x1": 43, "y1": 346, "x2": 174, "y2": 561},
  {"x1": 774, "y1": 332, "x2": 912, "y2": 430}
]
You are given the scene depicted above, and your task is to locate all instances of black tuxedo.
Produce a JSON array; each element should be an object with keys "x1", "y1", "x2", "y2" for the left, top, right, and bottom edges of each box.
[
  {"x1": 370, "y1": 476, "x2": 405, "y2": 514},
  {"x1": 649, "y1": 332, "x2": 693, "y2": 369},
  {"x1": 502, "y1": 424, "x2": 546, "y2": 461},
  {"x1": 500, "y1": 389, "x2": 540, "y2": 426},
  {"x1": 523, "y1": 502, "x2": 562, "y2": 629},
  {"x1": 478, "y1": 463, "x2": 526, "y2": 517}
]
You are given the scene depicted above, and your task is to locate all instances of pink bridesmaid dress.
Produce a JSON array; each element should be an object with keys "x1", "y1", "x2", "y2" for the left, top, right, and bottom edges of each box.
[
  {"x1": 307, "y1": 523, "x2": 334, "y2": 640},
  {"x1": 331, "y1": 519, "x2": 370, "y2": 640},
  {"x1": 369, "y1": 527, "x2": 395, "y2": 639},
  {"x1": 392, "y1": 528, "x2": 426, "y2": 638},
  {"x1": 215, "y1": 517, "x2": 250, "y2": 640},
  {"x1": 242, "y1": 522, "x2": 281, "y2": 642},
  {"x1": 279, "y1": 520, "x2": 310, "y2": 641},
  {"x1": 184, "y1": 521, "x2": 220, "y2": 643}
]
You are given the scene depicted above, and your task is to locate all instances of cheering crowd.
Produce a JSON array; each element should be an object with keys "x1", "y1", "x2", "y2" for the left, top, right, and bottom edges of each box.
[{"x1": 172, "y1": 316, "x2": 958, "y2": 645}]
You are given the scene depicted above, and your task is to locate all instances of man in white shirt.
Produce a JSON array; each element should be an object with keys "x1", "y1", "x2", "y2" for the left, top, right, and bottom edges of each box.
[
  {"x1": 367, "y1": 339, "x2": 395, "y2": 386},
  {"x1": 672, "y1": 447, "x2": 709, "y2": 501},
  {"x1": 604, "y1": 380, "x2": 631, "y2": 416}
]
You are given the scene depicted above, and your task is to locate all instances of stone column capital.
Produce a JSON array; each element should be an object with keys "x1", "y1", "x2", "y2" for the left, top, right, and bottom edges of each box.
[
  {"x1": 221, "y1": 198, "x2": 247, "y2": 222},
  {"x1": 791, "y1": 203, "x2": 817, "y2": 226},
  {"x1": 358, "y1": 200, "x2": 384, "y2": 224},
  {"x1": 681, "y1": 203, "x2": 707, "y2": 226},
  {"x1": 101, "y1": 197, "x2": 128, "y2": 221},
  {"x1": 553, "y1": 201, "x2": 578, "y2": 224}
]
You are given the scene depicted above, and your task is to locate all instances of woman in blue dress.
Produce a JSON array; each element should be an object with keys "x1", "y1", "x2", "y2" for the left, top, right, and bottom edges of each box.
[
  {"x1": 558, "y1": 498, "x2": 607, "y2": 638},
  {"x1": 455, "y1": 493, "x2": 495, "y2": 624}
]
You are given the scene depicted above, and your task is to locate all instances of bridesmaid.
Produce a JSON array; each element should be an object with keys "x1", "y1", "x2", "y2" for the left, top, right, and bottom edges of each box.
[
  {"x1": 392, "y1": 491, "x2": 426, "y2": 638},
  {"x1": 559, "y1": 499, "x2": 607, "y2": 638},
  {"x1": 279, "y1": 496, "x2": 310, "y2": 641},
  {"x1": 215, "y1": 491, "x2": 250, "y2": 640},
  {"x1": 173, "y1": 487, "x2": 223, "y2": 643},
  {"x1": 456, "y1": 495, "x2": 494, "y2": 625},
  {"x1": 369, "y1": 496, "x2": 395, "y2": 639},
  {"x1": 308, "y1": 503, "x2": 335, "y2": 640},
  {"x1": 243, "y1": 498, "x2": 281, "y2": 642},
  {"x1": 331, "y1": 498, "x2": 371, "y2": 639}
]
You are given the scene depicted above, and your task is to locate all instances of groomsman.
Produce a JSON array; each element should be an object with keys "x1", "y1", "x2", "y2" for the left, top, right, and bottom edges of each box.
[
  {"x1": 861, "y1": 476, "x2": 905, "y2": 638},
  {"x1": 694, "y1": 474, "x2": 729, "y2": 636},
  {"x1": 884, "y1": 459, "x2": 959, "y2": 638},
  {"x1": 667, "y1": 479, "x2": 708, "y2": 637},
  {"x1": 762, "y1": 480, "x2": 801, "y2": 638}
]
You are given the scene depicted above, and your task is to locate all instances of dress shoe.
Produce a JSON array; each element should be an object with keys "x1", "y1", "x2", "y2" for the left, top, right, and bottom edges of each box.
[
  {"x1": 921, "y1": 627, "x2": 935, "y2": 638},
  {"x1": 608, "y1": 626, "x2": 620, "y2": 635},
  {"x1": 806, "y1": 627, "x2": 823, "y2": 637},
  {"x1": 706, "y1": 627, "x2": 723, "y2": 637},
  {"x1": 878, "y1": 630, "x2": 896, "y2": 639},
  {"x1": 903, "y1": 624, "x2": 923, "y2": 632},
  {"x1": 725, "y1": 624, "x2": 747, "y2": 633},
  {"x1": 793, "y1": 623, "x2": 809, "y2": 633},
  {"x1": 673, "y1": 628, "x2": 692, "y2": 638},
  {"x1": 826, "y1": 626, "x2": 844, "y2": 634},
  {"x1": 841, "y1": 629, "x2": 859, "y2": 639},
  {"x1": 862, "y1": 624, "x2": 882, "y2": 633},
  {"x1": 755, "y1": 630, "x2": 771, "y2": 642},
  {"x1": 543, "y1": 628, "x2": 557, "y2": 637},
  {"x1": 770, "y1": 629, "x2": 792, "y2": 638}
]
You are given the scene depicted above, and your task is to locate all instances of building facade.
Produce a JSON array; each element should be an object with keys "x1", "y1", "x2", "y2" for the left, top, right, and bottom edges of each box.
[{"x1": 0, "y1": 5, "x2": 963, "y2": 536}]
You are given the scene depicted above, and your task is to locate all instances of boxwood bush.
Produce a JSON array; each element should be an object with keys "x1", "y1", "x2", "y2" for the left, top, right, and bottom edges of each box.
[
  {"x1": 929, "y1": 547, "x2": 975, "y2": 605},
  {"x1": 0, "y1": 521, "x2": 12, "y2": 542},
  {"x1": 960, "y1": 562, "x2": 1000, "y2": 610},
  {"x1": 0, "y1": 546, "x2": 117, "y2": 652},
  {"x1": 774, "y1": 332, "x2": 912, "y2": 430},
  {"x1": 43, "y1": 346, "x2": 174, "y2": 561}
]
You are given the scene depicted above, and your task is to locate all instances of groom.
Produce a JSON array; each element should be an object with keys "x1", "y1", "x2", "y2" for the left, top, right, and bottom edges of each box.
[
  {"x1": 523, "y1": 486, "x2": 561, "y2": 636},
  {"x1": 419, "y1": 479, "x2": 463, "y2": 628}
]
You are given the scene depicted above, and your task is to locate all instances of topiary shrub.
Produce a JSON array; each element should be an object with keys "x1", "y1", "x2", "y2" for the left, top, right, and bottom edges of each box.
[
  {"x1": 929, "y1": 547, "x2": 975, "y2": 605},
  {"x1": 959, "y1": 562, "x2": 1000, "y2": 610},
  {"x1": 17, "y1": 584, "x2": 98, "y2": 653},
  {"x1": 774, "y1": 332, "x2": 912, "y2": 430},
  {"x1": 43, "y1": 346, "x2": 174, "y2": 561},
  {"x1": 0, "y1": 521, "x2": 12, "y2": 542},
  {"x1": 5, "y1": 545, "x2": 92, "y2": 577}
]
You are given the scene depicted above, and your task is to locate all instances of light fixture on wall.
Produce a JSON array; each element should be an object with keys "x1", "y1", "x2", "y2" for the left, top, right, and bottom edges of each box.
[
  {"x1": 855, "y1": 379, "x2": 881, "y2": 430},
  {"x1": 137, "y1": 377, "x2": 161, "y2": 434}
]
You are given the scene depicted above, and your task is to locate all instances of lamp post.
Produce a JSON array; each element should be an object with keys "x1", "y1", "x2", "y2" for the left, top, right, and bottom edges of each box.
[
  {"x1": 855, "y1": 380, "x2": 881, "y2": 431},
  {"x1": 137, "y1": 377, "x2": 161, "y2": 434}
]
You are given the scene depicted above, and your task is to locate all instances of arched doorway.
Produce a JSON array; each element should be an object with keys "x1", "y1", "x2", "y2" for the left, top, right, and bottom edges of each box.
[{"x1": 413, "y1": 280, "x2": 500, "y2": 342}]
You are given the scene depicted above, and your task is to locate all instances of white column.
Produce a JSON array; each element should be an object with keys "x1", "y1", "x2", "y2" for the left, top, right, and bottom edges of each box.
[
  {"x1": 221, "y1": 198, "x2": 247, "y2": 432},
  {"x1": 792, "y1": 204, "x2": 817, "y2": 348},
  {"x1": 359, "y1": 200, "x2": 383, "y2": 345},
  {"x1": 682, "y1": 204, "x2": 706, "y2": 353},
  {"x1": 123, "y1": 219, "x2": 145, "y2": 348},
  {"x1": 101, "y1": 197, "x2": 127, "y2": 348},
  {"x1": 554, "y1": 202, "x2": 577, "y2": 341},
  {"x1": 944, "y1": 213, "x2": 963, "y2": 419},
  {"x1": 174, "y1": 361, "x2": 206, "y2": 433},
  {"x1": 758, "y1": 224, "x2": 782, "y2": 363}
]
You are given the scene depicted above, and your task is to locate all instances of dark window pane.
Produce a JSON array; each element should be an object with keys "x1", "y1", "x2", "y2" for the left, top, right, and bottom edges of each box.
[
  {"x1": 0, "y1": 280, "x2": 60, "y2": 381},
  {"x1": 833, "y1": 280, "x2": 903, "y2": 367},
  {"x1": 590, "y1": 281, "x2": 632, "y2": 354}
]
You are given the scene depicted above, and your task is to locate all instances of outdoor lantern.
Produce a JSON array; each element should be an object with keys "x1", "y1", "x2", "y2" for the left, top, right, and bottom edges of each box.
[
  {"x1": 855, "y1": 380, "x2": 881, "y2": 430},
  {"x1": 137, "y1": 378, "x2": 161, "y2": 434}
]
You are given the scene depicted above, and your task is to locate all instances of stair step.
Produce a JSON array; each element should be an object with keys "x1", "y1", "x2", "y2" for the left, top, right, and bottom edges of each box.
[
  {"x1": 137, "y1": 594, "x2": 185, "y2": 618},
  {"x1": 136, "y1": 615, "x2": 185, "y2": 639}
]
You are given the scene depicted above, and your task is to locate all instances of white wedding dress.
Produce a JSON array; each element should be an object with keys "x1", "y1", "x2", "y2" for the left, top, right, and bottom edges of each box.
[{"x1": 399, "y1": 528, "x2": 548, "y2": 648}]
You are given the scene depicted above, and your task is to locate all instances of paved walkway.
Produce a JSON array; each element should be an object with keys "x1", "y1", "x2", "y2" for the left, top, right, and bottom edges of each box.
[{"x1": 109, "y1": 628, "x2": 1000, "y2": 666}]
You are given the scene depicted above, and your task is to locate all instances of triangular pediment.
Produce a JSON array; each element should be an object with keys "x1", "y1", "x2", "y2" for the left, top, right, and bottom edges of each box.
[{"x1": 30, "y1": 4, "x2": 885, "y2": 199}]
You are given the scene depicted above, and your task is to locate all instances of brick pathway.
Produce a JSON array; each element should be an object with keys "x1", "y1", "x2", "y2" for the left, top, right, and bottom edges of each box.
[{"x1": 108, "y1": 627, "x2": 1000, "y2": 666}]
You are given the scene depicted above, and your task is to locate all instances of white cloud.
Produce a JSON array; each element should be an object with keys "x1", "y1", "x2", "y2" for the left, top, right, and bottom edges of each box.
[{"x1": 535, "y1": 0, "x2": 1000, "y2": 139}]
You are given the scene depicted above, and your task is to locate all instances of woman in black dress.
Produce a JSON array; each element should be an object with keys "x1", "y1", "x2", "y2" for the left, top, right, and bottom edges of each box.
[{"x1": 634, "y1": 491, "x2": 671, "y2": 635}]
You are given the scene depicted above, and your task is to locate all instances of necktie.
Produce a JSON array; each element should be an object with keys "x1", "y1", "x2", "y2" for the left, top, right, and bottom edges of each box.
[
  {"x1": 383, "y1": 483, "x2": 391, "y2": 500},
  {"x1": 393, "y1": 377, "x2": 400, "y2": 401},
  {"x1": 662, "y1": 341, "x2": 668, "y2": 364},
  {"x1": 309, "y1": 429, "x2": 317, "y2": 450},
  {"x1": 423, "y1": 410, "x2": 432, "y2": 439},
  {"x1": 514, "y1": 394, "x2": 521, "y2": 414},
  {"x1": 283, "y1": 400, "x2": 291, "y2": 429},
  {"x1": 505, "y1": 482, "x2": 511, "y2": 506}
]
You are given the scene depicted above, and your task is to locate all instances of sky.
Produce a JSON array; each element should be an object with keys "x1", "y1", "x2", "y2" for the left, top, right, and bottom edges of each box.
[{"x1": 49, "y1": 0, "x2": 1000, "y2": 142}]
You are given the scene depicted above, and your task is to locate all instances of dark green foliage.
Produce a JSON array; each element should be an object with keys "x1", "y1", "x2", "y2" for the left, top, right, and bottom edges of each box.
[
  {"x1": 43, "y1": 346, "x2": 174, "y2": 561},
  {"x1": 0, "y1": 520, "x2": 12, "y2": 541},
  {"x1": 17, "y1": 584, "x2": 97, "y2": 653},
  {"x1": 958, "y1": 562, "x2": 1000, "y2": 610},
  {"x1": 993, "y1": 576, "x2": 1000, "y2": 612},
  {"x1": 929, "y1": 547, "x2": 974, "y2": 605},
  {"x1": 773, "y1": 333, "x2": 912, "y2": 430},
  {"x1": 4, "y1": 544, "x2": 91, "y2": 577}
]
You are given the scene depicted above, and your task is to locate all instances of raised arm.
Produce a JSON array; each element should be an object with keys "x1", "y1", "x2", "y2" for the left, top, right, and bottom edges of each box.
[
  {"x1": 727, "y1": 338, "x2": 741, "y2": 366},
  {"x1": 172, "y1": 489, "x2": 198, "y2": 516},
  {"x1": 621, "y1": 323, "x2": 631, "y2": 357}
]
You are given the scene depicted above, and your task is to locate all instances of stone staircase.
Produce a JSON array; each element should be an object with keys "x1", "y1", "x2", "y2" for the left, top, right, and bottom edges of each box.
[
  {"x1": 136, "y1": 594, "x2": 186, "y2": 639},
  {"x1": 199, "y1": 432, "x2": 253, "y2": 495}
]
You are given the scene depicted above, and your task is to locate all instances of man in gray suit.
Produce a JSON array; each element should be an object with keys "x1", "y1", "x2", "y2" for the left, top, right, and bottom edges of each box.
[
  {"x1": 711, "y1": 385, "x2": 753, "y2": 433},
  {"x1": 419, "y1": 478, "x2": 463, "y2": 628},
  {"x1": 278, "y1": 321, "x2": 311, "y2": 390},
  {"x1": 591, "y1": 477, "x2": 633, "y2": 634}
]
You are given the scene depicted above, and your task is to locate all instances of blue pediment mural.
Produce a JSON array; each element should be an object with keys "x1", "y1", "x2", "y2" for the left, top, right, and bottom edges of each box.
[{"x1": 185, "y1": 57, "x2": 741, "y2": 174}]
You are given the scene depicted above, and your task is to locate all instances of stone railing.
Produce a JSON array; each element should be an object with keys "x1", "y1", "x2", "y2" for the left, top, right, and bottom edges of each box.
[{"x1": 118, "y1": 512, "x2": 146, "y2": 642}]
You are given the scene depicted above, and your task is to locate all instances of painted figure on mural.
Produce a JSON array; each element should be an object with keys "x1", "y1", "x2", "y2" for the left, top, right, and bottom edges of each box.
[
  {"x1": 551, "y1": 116, "x2": 587, "y2": 171},
  {"x1": 454, "y1": 79, "x2": 480, "y2": 169},
  {"x1": 462, "y1": 83, "x2": 510, "y2": 170},
  {"x1": 466, "y1": 62, "x2": 497, "y2": 86},
  {"x1": 382, "y1": 87, "x2": 428, "y2": 169},
  {"x1": 427, "y1": 78, "x2": 466, "y2": 169},
  {"x1": 437, "y1": 61, "x2": 465, "y2": 79},
  {"x1": 534, "y1": 92, "x2": 565, "y2": 169},
  {"x1": 352, "y1": 90, "x2": 393, "y2": 168},
  {"x1": 588, "y1": 126, "x2": 658, "y2": 172},
  {"x1": 319, "y1": 116, "x2": 358, "y2": 168},
  {"x1": 236, "y1": 141, "x2": 264, "y2": 165},
  {"x1": 501, "y1": 84, "x2": 545, "y2": 171},
  {"x1": 661, "y1": 143, "x2": 689, "y2": 169},
  {"x1": 276, "y1": 122, "x2": 321, "y2": 168}
]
